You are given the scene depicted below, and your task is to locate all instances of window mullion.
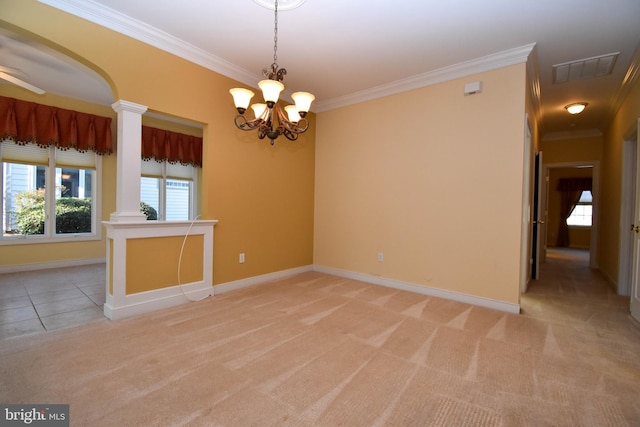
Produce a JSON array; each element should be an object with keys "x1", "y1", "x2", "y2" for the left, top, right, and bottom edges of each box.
[
  {"x1": 190, "y1": 167, "x2": 196, "y2": 220},
  {"x1": 0, "y1": 162, "x2": 4, "y2": 240},
  {"x1": 160, "y1": 162, "x2": 168, "y2": 221},
  {"x1": 92, "y1": 153, "x2": 99, "y2": 234},
  {"x1": 46, "y1": 147, "x2": 57, "y2": 236}
]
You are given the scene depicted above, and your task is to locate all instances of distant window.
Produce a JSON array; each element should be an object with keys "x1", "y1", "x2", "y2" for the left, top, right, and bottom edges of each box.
[
  {"x1": 567, "y1": 190, "x2": 592, "y2": 226},
  {"x1": 141, "y1": 159, "x2": 196, "y2": 221}
]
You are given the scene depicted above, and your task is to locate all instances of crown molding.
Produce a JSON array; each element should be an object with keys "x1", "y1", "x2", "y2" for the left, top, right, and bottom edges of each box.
[
  {"x1": 609, "y1": 42, "x2": 640, "y2": 118},
  {"x1": 39, "y1": 0, "x2": 535, "y2": 113},
  {"x1": 526, "y1": 44, "x2": 541, "y2": 120},
  {"x1": 314, "y1": 43, "x2": 536, "y2": 112},
  {"x1": 38, "y1": 0, "x2": 261, "y2": 88}
]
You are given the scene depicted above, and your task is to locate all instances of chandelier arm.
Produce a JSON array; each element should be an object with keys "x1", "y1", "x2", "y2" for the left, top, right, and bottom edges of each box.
[
  {"x1": 234, "y1": 114, "x2": 265, "y2": 131},
  {"x1": 286, "y1": 118, "x2": 309, "y2": 133},
  {"x1": 275, "y1": 105, "x2": 309, "y2": 134},
  {"x1": 259, "y1": 120, "x2": 273, "y2": 134},
  {"x1": 283, "y1": 129, "x2": 299, "y2": 141}
]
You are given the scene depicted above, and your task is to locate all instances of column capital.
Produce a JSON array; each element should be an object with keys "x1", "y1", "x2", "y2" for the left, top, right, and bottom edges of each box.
[{"x1": 111, "y1": 100, "x2": 148, "y2": 115}]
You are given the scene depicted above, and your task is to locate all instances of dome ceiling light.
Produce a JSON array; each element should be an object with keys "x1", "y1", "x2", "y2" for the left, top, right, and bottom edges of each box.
[{"x1": 565, "y1": 102, "x2": 588, "y2": 115}]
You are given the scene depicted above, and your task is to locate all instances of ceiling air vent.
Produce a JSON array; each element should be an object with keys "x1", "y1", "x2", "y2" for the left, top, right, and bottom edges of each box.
[{"x1": 553, "y1": 52, "x2": 619, "y2": 83}]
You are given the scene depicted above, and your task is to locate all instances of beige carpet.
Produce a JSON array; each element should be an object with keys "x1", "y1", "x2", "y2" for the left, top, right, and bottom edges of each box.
[{"x1": 1, "y1": 249, "x2": 639, "y2": 426}]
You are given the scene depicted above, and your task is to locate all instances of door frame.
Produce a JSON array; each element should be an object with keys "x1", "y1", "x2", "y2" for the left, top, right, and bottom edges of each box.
[
  {"x1": 531, "y1": 151, "x2": 543, "y2": 280},
  {"x1": 542, "y1": 161, "x2": 600, "y2": 269},
  {"x1": 520, "y1": 116, "x2": 533, "y2": 293},
  {"x1": 618, "y1": 134, "x2": 637, "y2": 296},
  {"x1": 629, "y1": 118, "x2": 640, "y2": 322}
]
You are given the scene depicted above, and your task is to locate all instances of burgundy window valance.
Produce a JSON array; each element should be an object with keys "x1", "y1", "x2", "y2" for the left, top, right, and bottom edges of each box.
[
  {"x1": 557, "y1": 178, "x2": 592, "y2": 192},
  {"x1": 0, "y1": 96, "x2": 113, "y2": 154},
  {"x1": 141, "y1": 126, "x2": 202, "y2": 167}
]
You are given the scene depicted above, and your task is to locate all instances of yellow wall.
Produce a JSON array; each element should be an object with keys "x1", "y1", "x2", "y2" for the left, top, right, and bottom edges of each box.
[
  {"x1": 0, "y1": 0, "x2": 316, "y2": 285},
  {"x1": 126, "y1": 235, "x2": 203, "y2": 294},
  {"x1": 600, "y1": 67, "x2": 640, "y2": 284},
  {"x1": 314, "y1": 64, "x2": 527, "y2": 304},
  {"x1": 540, "y1": 135, "x2": 603, "y2": 164}
]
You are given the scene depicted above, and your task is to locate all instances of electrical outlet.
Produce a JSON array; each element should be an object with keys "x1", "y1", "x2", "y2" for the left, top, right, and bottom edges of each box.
[
  {"x1": 239, "y1": 253, "x2": 245, "y2": 263},
  {"x1": 377, "y1": 252, "x2": 384, "y2": 262}
]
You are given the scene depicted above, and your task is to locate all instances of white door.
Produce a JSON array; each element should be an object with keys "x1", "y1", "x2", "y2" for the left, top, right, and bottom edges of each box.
[{"x1": 630, "y1": 118, "x2": 640, "y2": 322}]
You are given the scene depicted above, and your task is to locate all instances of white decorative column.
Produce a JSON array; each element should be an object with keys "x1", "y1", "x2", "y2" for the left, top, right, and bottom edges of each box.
[
  {"x1": 110, "y1": 100, "x2": 148, "y2": 222},
  {"x1": 103, "y1": 99, "x2": 218, "y2": 320}
]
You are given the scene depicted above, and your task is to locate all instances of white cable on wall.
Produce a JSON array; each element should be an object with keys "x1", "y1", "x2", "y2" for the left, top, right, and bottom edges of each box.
[{"x1": 177, "y1": 215, "x2": 211, "y2": 302}]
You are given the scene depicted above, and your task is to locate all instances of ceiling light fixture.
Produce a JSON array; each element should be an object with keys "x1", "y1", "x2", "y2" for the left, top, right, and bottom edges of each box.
[
  {"x1": 565, "y1": 102, "x2": 587, "y2": 115},
  {"x1": 229, "y1": 0, "x2": 314, "y2": 145}
]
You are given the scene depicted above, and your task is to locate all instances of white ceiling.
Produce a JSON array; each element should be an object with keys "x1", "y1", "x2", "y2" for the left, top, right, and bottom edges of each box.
[{"x1": 2, "y1": 0, "x2": 639, "y2": 140}]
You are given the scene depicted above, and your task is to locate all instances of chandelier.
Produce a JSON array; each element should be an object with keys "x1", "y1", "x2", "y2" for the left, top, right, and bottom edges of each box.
[{"x1": 229, "y1": 0, "x2": 315, "y2": 145}]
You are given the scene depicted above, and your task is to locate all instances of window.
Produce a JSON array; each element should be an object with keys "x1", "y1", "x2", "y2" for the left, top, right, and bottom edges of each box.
[
  {"x1": 141, "y1": 159, "x2": 196, "y2": 221},
  {"x1": 566, "y1": 190, "x2": 592, "y2": 226},
  {"x1": 1, "y1": 140, "x2": 100, "y2": 242}
]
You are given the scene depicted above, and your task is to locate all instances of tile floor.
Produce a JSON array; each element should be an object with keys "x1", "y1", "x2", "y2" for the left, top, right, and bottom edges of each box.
[{"x1": 0, "y1": 263, "x2": 106, "y2": 340}]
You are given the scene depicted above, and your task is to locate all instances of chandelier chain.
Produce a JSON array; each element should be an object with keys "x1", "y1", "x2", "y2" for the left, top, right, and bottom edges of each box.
[{"x1": 273, "y1": 0, "x2": 279, "y2": 66}]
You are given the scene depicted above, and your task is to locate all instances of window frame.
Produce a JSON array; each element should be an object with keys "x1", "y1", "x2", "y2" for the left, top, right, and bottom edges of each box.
[
  {"x1": 140, "y1": 159, "x2": 197, "y2": 221},
  {"x1": 566, "y1": 190, "x2": 592, "y2": 228},
  {"x1": 0, "y1": 141, "x2": 102, "y2": 245}
]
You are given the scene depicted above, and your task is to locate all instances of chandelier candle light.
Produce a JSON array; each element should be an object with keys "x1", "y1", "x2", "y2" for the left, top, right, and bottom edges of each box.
[{"x1": 230, "y1": 0, "x2": 315, "y2": 145}]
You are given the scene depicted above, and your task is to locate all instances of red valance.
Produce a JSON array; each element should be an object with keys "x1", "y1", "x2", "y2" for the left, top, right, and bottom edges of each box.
[
  {"x1": 141, "y1": 126, "x2": 202, "y2": 167},
  {"x1": 0, "y1": 96, "x2": 113, "y2": 154},
  {"x1": 557, "y1": 178, "x2": 592, "y2": 192}
]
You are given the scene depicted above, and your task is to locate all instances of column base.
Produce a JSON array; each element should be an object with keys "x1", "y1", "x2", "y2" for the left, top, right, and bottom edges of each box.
[{"x1": 109, "y1": 211, "x2": 147, "y2": 222}]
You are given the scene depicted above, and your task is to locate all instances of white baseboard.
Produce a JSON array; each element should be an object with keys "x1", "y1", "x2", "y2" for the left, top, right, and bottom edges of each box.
[
  {"x1": 313, "y1": 264, "x2": 521, "y2": 314},
  {"x1": 214, "y1": 265, "x2": 314, "y2": 295},
  {"x1": 104, "y1": 281, "x2": 213, "y2": 320},
  {"x1": 106, "y1": 265, "x2": 314, "y2": 320},
  {"x1": 0, "y1": 257, "x2": 106, "y2": 274}
]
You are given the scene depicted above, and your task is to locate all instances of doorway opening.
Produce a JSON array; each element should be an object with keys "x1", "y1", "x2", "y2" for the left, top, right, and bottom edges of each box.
[{"x1": 539, "y1": 161, "x2": 600, "y2": 273}]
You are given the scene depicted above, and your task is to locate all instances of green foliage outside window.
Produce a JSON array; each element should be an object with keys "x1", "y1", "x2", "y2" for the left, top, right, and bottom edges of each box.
[
  {"x1": 13, "y1": 190, "x2": 159, "y2": 235},
  {"x1": 56, "y1": 197, "x2": 92, "y2": 233},
  {"x1": 14, "y1": 189, "x2": 47, "y2": 235},
  {"x1": 140, "y1": 201, "x2": 158, "y2": 221},
  {"x1": 14, "y1": 189, "x2": 91, "y2": 234}
]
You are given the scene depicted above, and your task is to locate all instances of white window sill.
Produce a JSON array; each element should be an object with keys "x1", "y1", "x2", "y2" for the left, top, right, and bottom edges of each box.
[{"x1": 0, "y1": 233, "x2": 101, "y2": 245}]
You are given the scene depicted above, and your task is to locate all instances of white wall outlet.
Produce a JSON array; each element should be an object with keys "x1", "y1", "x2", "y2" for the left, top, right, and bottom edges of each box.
[
  {"x1": 239, "y1": 253, "x2": 245, "y2": 263},
  {"x1": 377, "y1": 252, "x2": 384, "y2": 262}
]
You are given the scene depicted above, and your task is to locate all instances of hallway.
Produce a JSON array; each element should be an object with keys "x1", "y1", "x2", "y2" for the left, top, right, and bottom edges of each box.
[{"x1": 521, "y1": 248, "x2": 637, "y2": 336}]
